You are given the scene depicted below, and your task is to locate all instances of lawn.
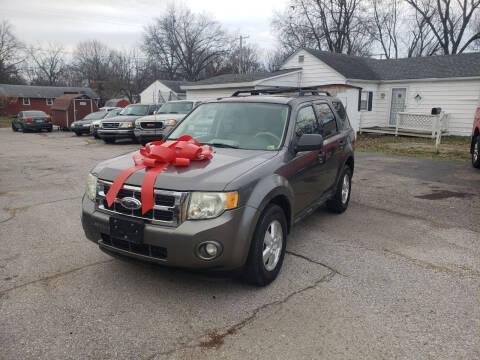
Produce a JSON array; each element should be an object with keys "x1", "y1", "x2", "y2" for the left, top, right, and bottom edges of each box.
[
  {"x1": 356, "y1": 133, "x2": 471, "y2": 162},
  {"x1": 0, "y1": 116, "x2": 11, "y2": 128}
]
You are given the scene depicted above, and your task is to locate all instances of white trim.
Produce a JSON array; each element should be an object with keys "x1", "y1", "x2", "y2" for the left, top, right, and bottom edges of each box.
[
  {"x1": 22, "y1": 97, "x2": 30, "y2": 105},
  {"x1": 181, "y1": 70, "x2": 302, "y2": 90},
  {"x1": 347, "y1": 76, "x2": 480, "y2": 84}
]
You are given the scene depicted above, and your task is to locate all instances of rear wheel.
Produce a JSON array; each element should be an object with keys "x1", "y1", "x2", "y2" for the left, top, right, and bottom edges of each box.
[
  {"x1": 21, "y1": 125, "x2": 27, "y2": 133},
  {"x1": 11, "y1": 122, "x2": 18, "y2": 132},
  {"x1": 327, "y1": 166, "x2": 352, "y2": 213},
  {"x1": 473, "y1": 136, "x2": 480, "y2": 168},
  {"x1": 103, "y1": 138, "x2": 115, "y2": 144},
  {"x1": 243, "y1": 204, "x2": 287, "y2": 286}
]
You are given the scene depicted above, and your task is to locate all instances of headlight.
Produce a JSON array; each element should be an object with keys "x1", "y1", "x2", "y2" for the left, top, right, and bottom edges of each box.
[
  {"x1": 85, "y1": 173, "x2": 98, "y2": 201},
  {"x1": 187, "y1": 192, "x2": 238, "y2": 220},
  {"x1": 164, "y1": 119, "x2": 177, "y2": 126},
  {"x1": 119, "y1": 122, "x2": 134, "y2": 128}
]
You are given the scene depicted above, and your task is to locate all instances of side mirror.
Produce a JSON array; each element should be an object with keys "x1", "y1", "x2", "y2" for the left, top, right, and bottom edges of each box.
[{"x1": 295, "y1": 133, "x2": 324, "y2": 152}]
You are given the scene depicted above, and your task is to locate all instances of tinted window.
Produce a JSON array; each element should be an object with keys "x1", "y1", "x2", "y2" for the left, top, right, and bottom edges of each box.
[
  {"x1": 23, "y1": 111, "x2": 47, "y2": 117},
  {"x1": 315, "y1": 103, "x2": 337, "y2": 138},
  {"x1": 295, "y1": 106, "x2": 318, "y2": 138},
  {"x1": 332, "y1": 101, "x2": 350, "y2": 129}
]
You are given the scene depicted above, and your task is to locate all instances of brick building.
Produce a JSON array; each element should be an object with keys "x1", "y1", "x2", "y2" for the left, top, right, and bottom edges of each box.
[{"x1": 0, "y1": 84, "x2": 99, "y2": 116}]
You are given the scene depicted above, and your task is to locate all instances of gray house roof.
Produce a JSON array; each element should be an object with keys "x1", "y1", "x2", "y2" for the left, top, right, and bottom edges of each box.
[
  {"x1": 158, "y1": 80, "x2": 191, "y2": 94},
  {"x1": 0, "y1": 84, "x2": 99, "y2": 99},
  {"x1": 182, "y1": 68, "x2": 301, "y2": 88},
  {"x1": 304, "y1": 48, "x2": 480, "y2": 81}
]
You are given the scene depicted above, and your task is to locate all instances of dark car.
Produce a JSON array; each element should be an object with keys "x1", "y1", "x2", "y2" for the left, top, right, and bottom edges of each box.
[
  {"x1": 11, "y1": 110, "x2": 53, "y2": 133},
  {"x1": 97, "y1": 104, "x2": 161, "y2": 144},
  {"x1": 70, "y1": 110, "x2": 110, "y2": 136},
  {"x1": 82, "y1": 89, "x2": 355, "y2": 286}
]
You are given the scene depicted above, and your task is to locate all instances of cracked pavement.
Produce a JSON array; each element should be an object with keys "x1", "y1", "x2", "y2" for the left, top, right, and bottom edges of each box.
[{"x1": 0, "y1": 129, "x2": 479, "y2": 359}]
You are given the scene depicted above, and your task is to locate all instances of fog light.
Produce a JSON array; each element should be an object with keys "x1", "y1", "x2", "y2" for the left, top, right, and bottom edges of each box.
[{"x1": 197, "y1": 241, "x2": 222, "y2": 260}]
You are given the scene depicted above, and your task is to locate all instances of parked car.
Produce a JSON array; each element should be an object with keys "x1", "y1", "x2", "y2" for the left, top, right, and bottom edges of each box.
[
  {"x1": 82, "y1": 88, "x2": 355, "y2": 286},
  {"x1": 471, "y1": 105, "x2": 480, "y2": 168},
  {"x1": 70, "y1": 110, "x2": 110, "y2": 136},
  {"x1": 91, "y1": 108, "x2": 122, "y2": 138},
  {"x1": 97, "y1": 104, "x2": 161, "y2": 144},
  {"x1": 11, "y1": 110, "x2": 52, "y2": 133},
  {"x1": 134, "y1": 100, "x2": 202, "y2": 145}
]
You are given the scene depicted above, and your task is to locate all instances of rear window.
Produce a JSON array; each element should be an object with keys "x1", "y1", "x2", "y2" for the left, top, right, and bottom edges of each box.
[{"x1": 23, "y1": 111, "x2": 47, "y2": 117}]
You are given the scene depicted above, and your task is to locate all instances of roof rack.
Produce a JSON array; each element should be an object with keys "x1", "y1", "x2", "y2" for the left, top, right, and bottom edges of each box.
[{"x1": 231, "y1": 87, "x2": 331, "y2": 97}]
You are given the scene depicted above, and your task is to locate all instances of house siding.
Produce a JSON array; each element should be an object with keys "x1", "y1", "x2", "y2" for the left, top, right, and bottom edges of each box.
[
  {"x1": 349, "y1": 79, "x2": 480, "y2": 136},
  {"x1": 1, "y1": 98, "x2": 54, "y2": 116},
  {"x1": 281, "y1": 49, "x2": 346, "y2": 87}
]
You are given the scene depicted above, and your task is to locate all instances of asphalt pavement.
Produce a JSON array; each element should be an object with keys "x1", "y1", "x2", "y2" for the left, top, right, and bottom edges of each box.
[{"x1": 0, "y1": 129, "x2": 478, "y2": 359}]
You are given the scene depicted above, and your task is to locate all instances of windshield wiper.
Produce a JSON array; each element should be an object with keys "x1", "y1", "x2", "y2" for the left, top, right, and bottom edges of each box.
[{"x1": 206, "y1": 142, "x2": 239, "y2": 149}]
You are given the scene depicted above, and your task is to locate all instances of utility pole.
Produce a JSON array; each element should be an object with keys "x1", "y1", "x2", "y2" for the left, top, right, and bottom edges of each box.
[{"x1": 238, "y1": 35, "x2": 250, "y2": 74}]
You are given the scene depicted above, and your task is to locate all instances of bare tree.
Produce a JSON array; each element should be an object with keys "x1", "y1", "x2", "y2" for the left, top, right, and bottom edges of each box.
[
  {"x1": 143, "y1": 6, "x2": 230, "y2": 81},
  {"x1": 0, "y1": 20, "x2": 24, "y2": 83},
  {"x1": 26, "y1": 44, "x2": 66, "y2": 85},
  {"x1": 272, "y1": 0, "x2": 373, "y2": 56},
  {"x1": 405, "y1": 0, "x2": 480, "y2": 54},
  {"x1": 226, "y1": 44, "x2": 264, "y2": 74},
  {"x1": 265, "y1": 50, "x2": 289, "y2": 72},
  {"x1": 371, "y1": 0, "x2": 400, "y2": 58},
  {"x1": 405, "y1": 12, "x2": 441, "y2": 56}
]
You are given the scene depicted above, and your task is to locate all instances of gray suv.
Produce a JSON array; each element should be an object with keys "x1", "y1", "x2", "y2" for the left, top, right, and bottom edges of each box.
[
  {"x1": 98, "y1": 104, "x2": 161, "y2": 143},
  {"x1": 81, "y1": 89, "x2": 355, "y2": 286}
]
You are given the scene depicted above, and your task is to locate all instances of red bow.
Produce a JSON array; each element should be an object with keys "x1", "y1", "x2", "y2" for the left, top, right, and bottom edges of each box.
[{"x1": 105, "y1": 135, "x2": 212, "y2": 214}]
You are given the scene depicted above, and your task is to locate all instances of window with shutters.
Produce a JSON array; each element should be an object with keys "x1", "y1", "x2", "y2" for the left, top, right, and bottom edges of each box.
[{"x1": 359, "y1": 91, "x2": 373, "y2": 111}]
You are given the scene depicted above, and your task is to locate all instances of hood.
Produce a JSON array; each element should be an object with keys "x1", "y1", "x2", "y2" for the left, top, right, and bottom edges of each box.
[
  {"x1": 137, "y1": 113, "x2": 186, "y2": 122},
  {"x1": 93, "y1": 148, "x2": 277, "y2": 191},
  {"x1": 102, "y1": 115, "x2": 141, "y2": 123}
]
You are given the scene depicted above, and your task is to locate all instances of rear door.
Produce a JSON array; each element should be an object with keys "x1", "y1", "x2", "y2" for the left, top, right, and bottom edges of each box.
[
  {"x1": 288, "y1": 104, "x2": 326, "y2": 215},
  {"x1": 314, "y1": 102, "x2": 344, "y2": 191}
]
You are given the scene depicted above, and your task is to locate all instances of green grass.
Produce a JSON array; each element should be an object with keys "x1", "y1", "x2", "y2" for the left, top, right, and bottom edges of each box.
[
  {"x1": 0, "y1": 116, "x2": 11, "y2": 128},
  {"x1": 356, "y1": 134, "x2": 471, "y2": 162}
]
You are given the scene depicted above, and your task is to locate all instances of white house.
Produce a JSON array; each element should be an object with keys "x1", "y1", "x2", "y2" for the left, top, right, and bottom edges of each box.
[
  {"x1": 140, "y1": 80, "x2": 189, "y2": 104},
  {"x1": 183, "y1": 48, "x2": 480, "y2": 136}
]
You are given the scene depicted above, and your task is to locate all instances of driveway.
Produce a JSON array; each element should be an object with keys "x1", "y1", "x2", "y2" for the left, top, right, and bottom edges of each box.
[{"x1": 0, "y1": 129, "x2": 478, "y2": 359}]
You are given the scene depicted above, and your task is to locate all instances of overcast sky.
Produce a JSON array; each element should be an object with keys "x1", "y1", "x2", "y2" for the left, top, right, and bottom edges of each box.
[{"x1": 3, "y1": 0, "x2": 289, "y2": 53}]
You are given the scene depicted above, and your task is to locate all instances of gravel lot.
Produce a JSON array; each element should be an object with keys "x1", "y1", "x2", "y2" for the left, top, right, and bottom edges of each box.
[{"x1": 0, "y1": 129, "x2": 479, "y2": 360}]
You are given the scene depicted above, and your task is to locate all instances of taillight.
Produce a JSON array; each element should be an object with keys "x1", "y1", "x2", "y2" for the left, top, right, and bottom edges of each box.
[
  {"x1": 25, "y1": 118, "x2": 33, "y2": 123},
  {"x1": 45, "y1": 117, "x2": 51, "y2": 122}
]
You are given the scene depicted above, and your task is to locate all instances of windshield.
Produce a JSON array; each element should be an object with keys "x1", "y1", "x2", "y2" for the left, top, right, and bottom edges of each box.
[
  {"x1": 157, "y1": 102, "x2": 193, "y2": 114},
  {"x1": 120, "y1": 105, "x2": 150, "y2": 116},
  {"x1": 24, "y1": 111, "x2": 46, "y2": 117},
  {"x1": 82, "y1": 111, "x2": 107, "y2": 120},
  {"x1": 104, "y1": 109, "x2": 122, "y2": 118},
  {"x1": 168, "y1": 102, "x2": 289, "y2": 150}
]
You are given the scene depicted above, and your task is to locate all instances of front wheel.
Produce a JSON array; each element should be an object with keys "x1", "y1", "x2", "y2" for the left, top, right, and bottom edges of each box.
[
  {"x1": 243, "y1": 204, "x2": 287, "y2": 286},
  {"x1": 472, "y1": 136, "x2": 480, "y2": 168},
  {"x1": 327, "y1": 167, "x2": 352, "y2": 213},
  {"x1": 74, "y1": 131, "x2": 81, "y2": 136},
  {"x1": 103, "y1": 138, "x2": 115, "y2": 144}
]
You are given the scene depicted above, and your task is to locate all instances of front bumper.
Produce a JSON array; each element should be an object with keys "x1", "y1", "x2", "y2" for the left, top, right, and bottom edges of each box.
[
  {"x1": 81, "y1": 195, "x2": 259, "y2": 270},
  {"x1": 133, "y1": 128, "x2": 170, "y2": 143},
  {"x1": 71, "y1": 126, "x2": 91, "y2": 134},
  {"x1": 98, "y1": 129, "x2": 135, "y2": 139}
]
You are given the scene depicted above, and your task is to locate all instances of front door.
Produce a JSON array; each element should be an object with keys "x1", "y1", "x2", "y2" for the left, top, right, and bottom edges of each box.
[{"x1": 389, "y1": 88, "x2": 406, "y2": 126}]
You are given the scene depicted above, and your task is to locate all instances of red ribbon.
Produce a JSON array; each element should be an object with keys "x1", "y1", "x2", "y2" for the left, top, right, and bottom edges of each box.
[{"x1": 105, "y1": 135, "x2": 212, "y2": 214}]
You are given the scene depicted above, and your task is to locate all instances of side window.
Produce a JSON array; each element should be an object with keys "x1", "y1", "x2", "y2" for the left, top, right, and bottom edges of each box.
[
  {"x1": 315, "y1": 103, "x2": 337, "y2": 138},
  {"x1": 295, "y1": 106, "x2": 318, "y2": 138},
  {"x1": 332, "y1": 101, "x2": 350, "y2": 130}
]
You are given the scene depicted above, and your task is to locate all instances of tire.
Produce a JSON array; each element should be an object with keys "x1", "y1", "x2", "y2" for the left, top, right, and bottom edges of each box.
[
  {"x1": 21, "y1": 125, "x2": 27, "y2": 133},
  {"x1": 94, "y1": 133, "x2": 99, "y2": 139},
  {"x1": 327, "y1": 166, "x2": 352, "y2": 213},
  {"x1": 47, "y1": 127, "x2": 52, "y2": 132},
  {"x1": 243, "y1": 204, "x2": 287, "y2": 286},
  {"x1": 12, "y1": 122, "x2": 18, "y2": 132},
  {"x1": 74, "y1": 131, "x2": 81, "y2": 136},
  {"x1": 472, "y1": 136, "x2": 480, "y2": 169},
  {"x1": 103, "y1": 138, "x2": 115, "y2": 144}
]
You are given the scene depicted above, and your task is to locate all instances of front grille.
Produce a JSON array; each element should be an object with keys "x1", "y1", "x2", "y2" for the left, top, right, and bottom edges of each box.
[
  {"x1": 101, "y1": 234, "x2": 168, "y2": 260},
  {"x1": 102, "y1": 122, "x2": 120, "y2": 129},
  {"x1": 96, "y1": 180, "x2": 188, "y2": 227},
  {"x1": 140, "y1": 121, "x2": 163, "y2": 129}
]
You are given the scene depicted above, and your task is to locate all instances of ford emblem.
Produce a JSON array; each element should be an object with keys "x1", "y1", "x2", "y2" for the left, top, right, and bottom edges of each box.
[{"x1": 120, "y1": 197, "x2": 142, "y2": 210}]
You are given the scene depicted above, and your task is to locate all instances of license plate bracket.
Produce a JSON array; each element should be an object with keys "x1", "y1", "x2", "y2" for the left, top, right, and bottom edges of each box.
[{"x1": 109, "y1": 216, "x2": 144, "y2": 244}]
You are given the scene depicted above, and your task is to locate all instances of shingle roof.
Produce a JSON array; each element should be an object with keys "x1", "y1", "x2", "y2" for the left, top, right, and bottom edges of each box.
[
  {"x1": 51, "y1": 94, "x2": 89, "y2": 111},
  {"x1": 158, "y1": 80, "x2": 191, "y2": 94},
  {"x1": 0, "y1": 84, "x2": 99, "y2": 99},
  {"x1": 304, "y1": 48, "x2": 480, "y2": 81},
  {"x1": 183, "y1": 68, "x2": 301, "y2": 87}
]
